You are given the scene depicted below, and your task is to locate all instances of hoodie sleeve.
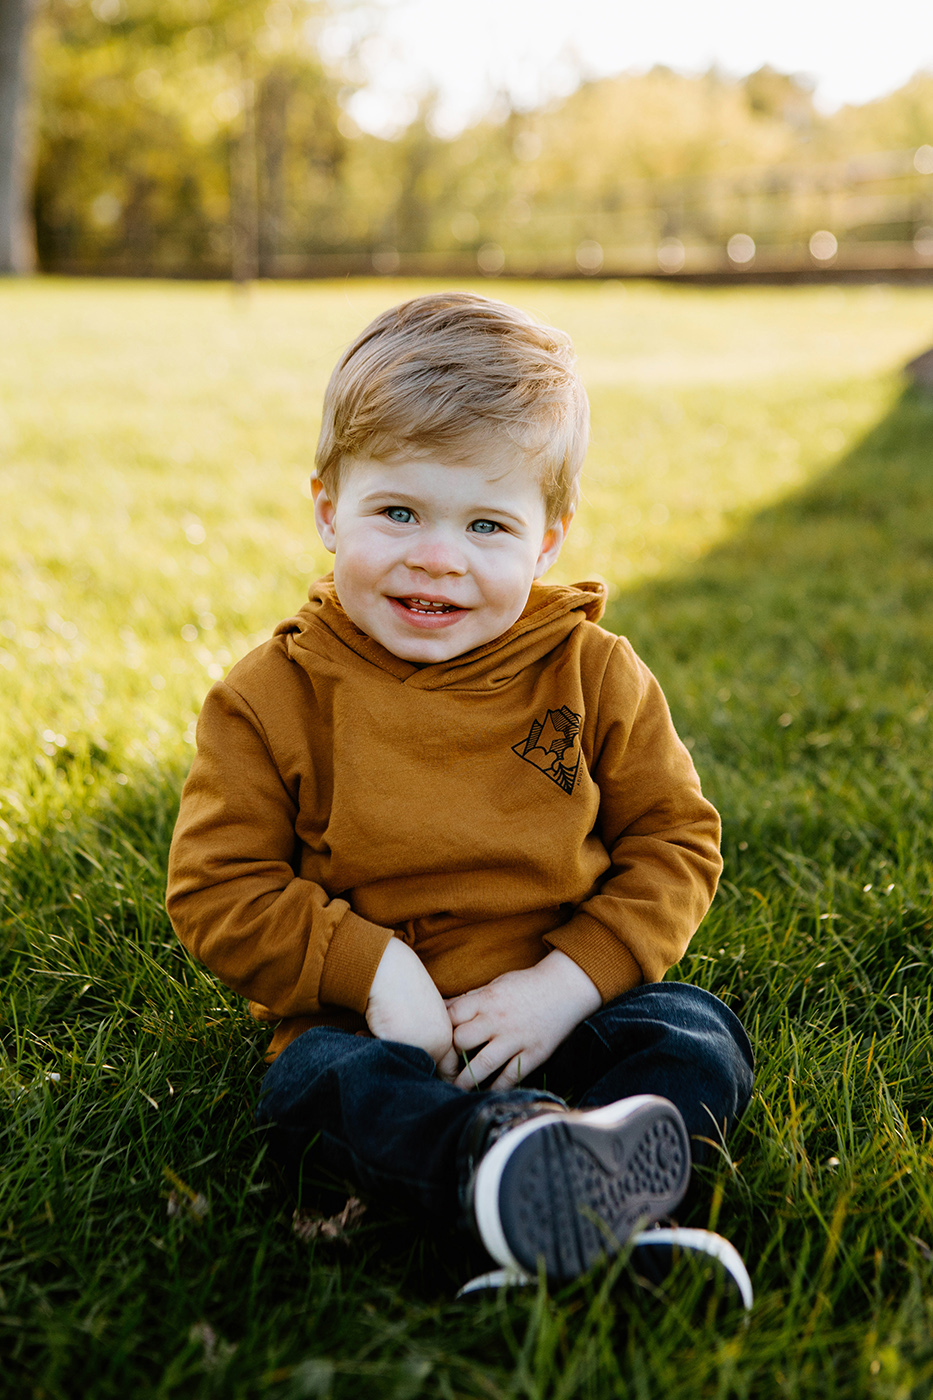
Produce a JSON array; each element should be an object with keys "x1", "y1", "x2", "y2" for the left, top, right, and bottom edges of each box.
[
  {"x1": 166, "y1": 678, "x2": 395, "y2": 1019},
  {"x1": 544, "y1": 639, "x2": 722, "y2": 1001}
]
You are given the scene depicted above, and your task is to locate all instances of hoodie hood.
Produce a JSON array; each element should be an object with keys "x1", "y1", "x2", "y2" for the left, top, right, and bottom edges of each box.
[{"x1": 275, "y1": 575, "x2": 608, "y2": 692}]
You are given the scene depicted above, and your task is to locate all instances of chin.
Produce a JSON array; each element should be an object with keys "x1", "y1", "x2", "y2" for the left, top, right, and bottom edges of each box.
[{"x1": 392, "y1": 638, "x2": 463, "y2": 663}]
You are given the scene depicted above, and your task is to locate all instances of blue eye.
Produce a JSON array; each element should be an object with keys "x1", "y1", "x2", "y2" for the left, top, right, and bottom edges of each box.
[
  {"x1": 469, "y1": 519, "x2": 500, "y2": 534},
  {"x1": 385, "y1": 507, "x2": 414, "y2": 523}
]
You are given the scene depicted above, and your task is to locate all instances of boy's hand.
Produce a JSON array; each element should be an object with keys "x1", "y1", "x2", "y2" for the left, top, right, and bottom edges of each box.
[
  {"x1": 366, "y1": 937, "x2": 459, "y2": 1080},
  {"x1": 446, "y1": 950, "x2": 602, "y2": 1092}
]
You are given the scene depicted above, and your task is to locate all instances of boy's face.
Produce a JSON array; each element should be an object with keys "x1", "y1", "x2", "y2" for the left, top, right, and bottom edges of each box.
[{"x1": 313, "y1": 451, "x2": 570, "y2": 664}]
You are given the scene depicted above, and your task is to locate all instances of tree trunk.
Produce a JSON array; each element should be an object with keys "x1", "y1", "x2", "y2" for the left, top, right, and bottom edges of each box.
[
  {"x1": 257, "y1": 65, "x2": 290, "y2": 278},
  {"x1": 230, "y1": 67, "x2": 258, "y2": 284},
  {"x1": 0, "y1": 0, "x2": 36, "y2": 274}
]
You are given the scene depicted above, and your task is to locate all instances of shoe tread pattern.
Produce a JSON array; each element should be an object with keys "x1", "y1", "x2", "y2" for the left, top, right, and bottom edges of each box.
[{"x1": 497, "y1": 1105, "x2": 689, "y2": 1282}]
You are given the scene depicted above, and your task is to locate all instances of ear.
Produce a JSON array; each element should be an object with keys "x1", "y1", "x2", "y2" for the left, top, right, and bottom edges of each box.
[
  {"x1": 312, "y1": 478, "x2": 338, "y2": 553},
  {"x1": 533, "y1": 511, "x2": 573, "y2": 579}
]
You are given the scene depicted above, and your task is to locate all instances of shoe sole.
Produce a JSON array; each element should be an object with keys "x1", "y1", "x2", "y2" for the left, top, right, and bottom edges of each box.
[{"x1": 473, "y1": 1095, "x2": 690, "y2": 1284}]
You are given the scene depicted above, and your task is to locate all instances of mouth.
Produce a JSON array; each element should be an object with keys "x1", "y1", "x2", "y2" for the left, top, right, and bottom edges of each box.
[
  {"x1": 395, "y1": 596, "x2": 461, "y2": 614},
  {"x1": 388, "y1": 595, "x2": 467, "y2": 629}
]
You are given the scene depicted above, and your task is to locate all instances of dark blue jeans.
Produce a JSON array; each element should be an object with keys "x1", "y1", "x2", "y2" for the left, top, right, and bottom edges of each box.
[{"x1": 255, "y1": 982, "x2": 754, "y2": 1223}]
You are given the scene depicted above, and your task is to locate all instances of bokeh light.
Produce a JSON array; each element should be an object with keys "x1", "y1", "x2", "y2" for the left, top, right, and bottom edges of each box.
[
  {"x1": 727, "y1": 234, "x2": 756, "y2": 264},
  {"x1": 913, "y1": 226, "x2": 933, "y2": 257},
  {"x1": 809, "y1": 230, "x2": 838, "y2": 262},
  {"x1": 476, "y1": 242, "x2": 505, "y2": 274},
  {"x1": 914, "y1": 145, "x2": 933, "y2": 175},
  {"x1": 575, "y1": 240, "x2": 604, "y2": 274},
  {"x1": 657, "y1": 238, "x2": 686, "y2": 273}
]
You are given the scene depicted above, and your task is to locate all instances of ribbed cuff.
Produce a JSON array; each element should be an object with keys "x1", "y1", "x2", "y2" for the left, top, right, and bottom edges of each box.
[
  {"x1": 544, "y1": 913, "x2": 643, "y2": 1003},
  {"x1": 318, "y1": 911, "x2": 396, "y2": 1014}
]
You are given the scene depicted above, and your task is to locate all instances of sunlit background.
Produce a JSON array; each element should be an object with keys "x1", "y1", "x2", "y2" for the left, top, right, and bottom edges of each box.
[
  {"x1": 13, "y1": 0, "x2": 933, "y2": 281},
  {"x1": 334, "y1": 0, "x2": 933, "y2": 138}
]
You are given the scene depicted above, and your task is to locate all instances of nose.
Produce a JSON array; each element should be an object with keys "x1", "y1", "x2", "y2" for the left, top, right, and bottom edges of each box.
[{"x1": 404, "y1": 526, "x2": 467, "y2": 578}]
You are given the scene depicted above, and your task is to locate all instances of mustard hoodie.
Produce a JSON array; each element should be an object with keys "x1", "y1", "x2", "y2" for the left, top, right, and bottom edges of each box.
[{"x1": 167, "y1": 577, "x2": 721, "y2": 1058}]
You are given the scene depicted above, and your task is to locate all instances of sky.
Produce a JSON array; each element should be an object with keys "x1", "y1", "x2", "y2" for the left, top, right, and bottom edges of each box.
[{"x1": 320, "y1": 0, "x2": 933, "y2": 137}]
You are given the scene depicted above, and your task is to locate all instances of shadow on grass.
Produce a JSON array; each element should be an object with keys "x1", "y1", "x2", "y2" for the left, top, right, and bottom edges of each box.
[
  {"x1": 604, "y1": 383, "x2": 933, "y2": 926},
  {"x1": 598, "y1": 388, "x2": 933, "y2": 1085}
]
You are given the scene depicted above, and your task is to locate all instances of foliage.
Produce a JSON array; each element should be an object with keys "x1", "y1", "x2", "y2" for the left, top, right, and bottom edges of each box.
[
  {"x1": 28, "y1": 0, "x2": 933, "y2": 276},
  {"x1": 1, "y1": 278, "x2": 933, "y2": 1395},
  {"x1": 830, "y1": 72, "x2": 933, "y2": 155},
  {"x1": 33, "y1": 0, "x2": 343, "y2": 274}
]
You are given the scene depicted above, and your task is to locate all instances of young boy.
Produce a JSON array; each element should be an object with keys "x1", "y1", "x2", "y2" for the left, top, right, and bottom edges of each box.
[{"x1": 167, "y1": 292, "x2": 754, "y2": 1293}]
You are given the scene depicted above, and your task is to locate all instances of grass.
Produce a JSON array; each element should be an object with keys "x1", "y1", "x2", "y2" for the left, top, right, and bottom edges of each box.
[{"x1": 1, "y1": 276, "x2": 933, "y2": 1397}]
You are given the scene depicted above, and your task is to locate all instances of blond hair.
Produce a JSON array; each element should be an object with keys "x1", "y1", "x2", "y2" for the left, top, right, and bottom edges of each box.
[{"x1": 314, "y1": 292, "x2": 589, "y2": 522}]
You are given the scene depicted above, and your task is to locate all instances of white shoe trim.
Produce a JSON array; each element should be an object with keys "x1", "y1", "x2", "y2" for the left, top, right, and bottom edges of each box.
[
  {"x1": 472, "y1": 1113, "x2": 562, "y2": 1271},
  {"x1": 630, "y1": 1227, "x2": 754, "y2": 1310},
  {"x1": 455, "y1": 1266, "x2": 533, "y2": 1297},
  {"x1": 472, "y1": 1095, "x2": 676, "y2": 1272}
]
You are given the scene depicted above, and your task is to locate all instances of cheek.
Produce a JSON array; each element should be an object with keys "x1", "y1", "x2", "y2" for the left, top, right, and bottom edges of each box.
[
  {"x1": 479, "y1": 551, "x2": 538, "y2": 610},
  {"x1": 333, "y1": 550, "x2": 373, "y2": 601},
  {"x1": 336, "y1": 532, "x2": 386, "y2": 581}
]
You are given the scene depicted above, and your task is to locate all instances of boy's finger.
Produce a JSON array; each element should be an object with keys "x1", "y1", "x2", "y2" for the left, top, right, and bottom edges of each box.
[
  {"x1": 445, "y1": 995, "x2": 477, "y2": 1025},
  {"x1": 453, "y1": 1052, "x2": 491, "y2": 1092},
  {"x1": 453, "y1": 1041, "x2": 512, "y2": 1091},
  {"x1": 435, "y1": 1048, "x2": 460, "y2": 1081},
  {"x1": 451, "y1": 1020, "x2": 488, "y2": 1052},
  {"x1": 489, "y1": 1055, "x2": 524, "y2": 1092}
]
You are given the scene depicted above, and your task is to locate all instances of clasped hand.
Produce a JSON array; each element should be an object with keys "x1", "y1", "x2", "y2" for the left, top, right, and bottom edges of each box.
[{"x1": 366, "y1": 940, "x2": 601, "y2": 1093}]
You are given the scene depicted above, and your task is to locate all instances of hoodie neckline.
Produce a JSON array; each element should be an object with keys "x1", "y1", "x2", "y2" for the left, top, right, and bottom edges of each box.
[{"x1": 277, "y1": 575, "x2": 608, "y2": 689}]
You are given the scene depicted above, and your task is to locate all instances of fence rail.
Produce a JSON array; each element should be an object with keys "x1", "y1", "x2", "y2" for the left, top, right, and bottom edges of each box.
[{"x1": 46, "y1": 144, "x2": 933, "y2": 284}]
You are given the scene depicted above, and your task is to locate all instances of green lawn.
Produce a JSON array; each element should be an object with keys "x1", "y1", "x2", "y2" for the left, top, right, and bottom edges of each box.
[{"x1": 2, "y1": 277, "x2": 933, "y2": 1398}]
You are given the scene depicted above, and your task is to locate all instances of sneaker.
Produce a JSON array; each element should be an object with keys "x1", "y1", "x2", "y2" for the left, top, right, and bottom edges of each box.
[
  {"x1": 630, "y1": 1226, "x2": 754, "y2": 1310},
  {"x1": 468, "y1": 1094, "x2": 690, "y2": 1285}
]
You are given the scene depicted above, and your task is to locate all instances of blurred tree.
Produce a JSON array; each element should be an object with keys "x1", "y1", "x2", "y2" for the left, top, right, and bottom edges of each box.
[
  {"x1": 832, "y1": 73, "x2": 933, "y2": 152},
  {"x1": 0, "y1": 0, "x2": 36, "y2": 272},
  {"x1": 33, "y1": 0, "x2": 345, "y2": 276},
  {"x1": 25, "y1": 15, "x2": 933, "y2": 277},
  {"x1": 742, "y1": 65, "x2": 816, "y2": 130}
]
